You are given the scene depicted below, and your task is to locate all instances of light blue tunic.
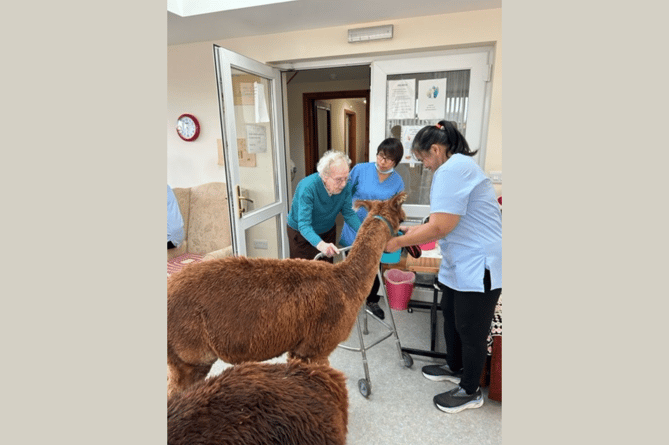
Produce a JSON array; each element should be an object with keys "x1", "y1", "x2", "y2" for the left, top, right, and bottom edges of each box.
[
  {"x1": 167, "y1": 184, "x2": 185, "y2": 246},
  {"x1": 430, "y1": 154, "x2": 502, "y2": 292},
  {"x1": 339, "y1": 162, "x2": 405, "y2": 247}
]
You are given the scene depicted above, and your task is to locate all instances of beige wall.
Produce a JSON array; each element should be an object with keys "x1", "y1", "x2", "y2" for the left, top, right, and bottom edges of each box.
[{"x1": 168, "y1": 8, "x2": 502, "y2": 195}]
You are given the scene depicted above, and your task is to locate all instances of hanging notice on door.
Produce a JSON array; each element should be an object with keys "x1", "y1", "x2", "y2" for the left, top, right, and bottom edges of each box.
[
  {"x1": 246, "y1": 124, "x2": 267, "y2": 154},
  {"x1": 417, "y1": 78, "x2": 447, "y2": 120},
  {"x1": 254, "y1": 82, "x2": 270, "y2": 123},
  {"x1": 400, "y1": 125, "x2": 423, "y2": 164},
  {"x1": 387, "y1": 79, "x2": 416, "y2": 120}
]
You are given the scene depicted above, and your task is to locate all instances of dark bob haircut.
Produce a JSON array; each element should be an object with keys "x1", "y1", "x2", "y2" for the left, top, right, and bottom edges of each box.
[{"x1": 376, "y1": 137, "x2": 404, "y2": 166}]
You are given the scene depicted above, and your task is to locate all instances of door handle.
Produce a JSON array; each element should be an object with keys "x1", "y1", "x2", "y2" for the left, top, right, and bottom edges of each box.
[{"x1": 236, "y1": 185, "x2": 254, "y2": 218}]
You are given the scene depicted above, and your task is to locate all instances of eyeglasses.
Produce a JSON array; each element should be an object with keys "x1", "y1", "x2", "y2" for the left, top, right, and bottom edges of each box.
[
  {"x1": 376, "y1": 153, "x2": 392, "y2": 163},
  {"x1": 329, "y1": 175, "x2": 349, "y2": 185}
]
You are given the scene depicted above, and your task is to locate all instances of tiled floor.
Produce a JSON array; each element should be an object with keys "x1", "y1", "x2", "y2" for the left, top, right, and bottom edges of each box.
[{"x1": 207, "y1": 297, "x2": 502, "y2": 445}]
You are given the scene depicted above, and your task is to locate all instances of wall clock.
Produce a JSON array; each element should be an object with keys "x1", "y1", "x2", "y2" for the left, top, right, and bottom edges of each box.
[{"x1": 176, "y1": 114, "x2": 200, "y2": 141}]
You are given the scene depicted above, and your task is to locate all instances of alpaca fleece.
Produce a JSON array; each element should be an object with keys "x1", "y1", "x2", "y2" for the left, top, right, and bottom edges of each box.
[
  {"x1": 168, "y1": 192, "x2": 407, "y2": 396},
  {"x1": 167, "y1": 360, "x2": 348, "y2": 445}
]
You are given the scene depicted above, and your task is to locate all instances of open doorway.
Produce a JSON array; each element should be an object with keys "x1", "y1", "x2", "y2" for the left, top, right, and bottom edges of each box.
[
  {"x1": 314, "y1": 100, "x2": 332, "y2": 156},
  {"x1": 302, "y1": 90, "x2": 369, "y2": 175},
  {"x1": 344, "y1": 108, "x2": 356, "y2": 163},
  {"x1": 284, "y1": 65, "x2": 371, "y2": 190}
]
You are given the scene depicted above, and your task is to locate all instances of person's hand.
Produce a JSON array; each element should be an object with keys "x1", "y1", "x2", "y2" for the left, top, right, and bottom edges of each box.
[
  {"x1": 317, "y1": 241, "x2": 340, "y2": 257},
  {"x1": 385, "y1": 237, "x2": 401, "y2": 253}
]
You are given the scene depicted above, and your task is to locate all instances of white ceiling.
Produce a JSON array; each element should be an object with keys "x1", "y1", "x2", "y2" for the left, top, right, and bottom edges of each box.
[{"x1": 168, "y1": 0, "x2": 501, "y2": 46}]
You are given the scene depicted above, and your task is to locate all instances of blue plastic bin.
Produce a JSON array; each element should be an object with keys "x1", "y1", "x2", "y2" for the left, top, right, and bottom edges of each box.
[{"x1": 381, "y1": 249, "x2": 401, "y2": 264}]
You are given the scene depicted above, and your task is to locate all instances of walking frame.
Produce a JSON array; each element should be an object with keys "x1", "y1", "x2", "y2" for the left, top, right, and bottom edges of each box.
[{"x1": 315, "y1": 246, "x2": 413, "y2": 398}]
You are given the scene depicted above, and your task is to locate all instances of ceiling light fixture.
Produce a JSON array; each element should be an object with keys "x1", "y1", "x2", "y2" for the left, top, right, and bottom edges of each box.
[{"x1": 348, "y1": 25, "x2": 393, "y2": 43}]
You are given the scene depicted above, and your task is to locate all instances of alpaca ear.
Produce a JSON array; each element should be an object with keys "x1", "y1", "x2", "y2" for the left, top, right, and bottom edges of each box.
[{"x1": 393, "y1": 192, "x2": 407, "y2": 206}]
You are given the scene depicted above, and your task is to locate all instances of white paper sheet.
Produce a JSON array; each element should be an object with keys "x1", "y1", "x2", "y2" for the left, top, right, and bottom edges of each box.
[
  {"x1": 387, "y1": 79, "x2": 416, "y2": 120},
  {"x1": 399, "y1": 125, "x2": 424, "y2": 163},
  {"x1": 246, "y1": 124, "x2": 267, "y2": 153},
  {"x1": 254, "y1": 82, "x2": 270, "y2": 123},
  {"x1": 417, "y1": 78, "x2": 447, "y2": 120}
]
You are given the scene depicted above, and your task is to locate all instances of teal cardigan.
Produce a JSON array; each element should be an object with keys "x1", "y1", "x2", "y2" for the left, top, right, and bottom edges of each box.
[{"x1": 287, "y1": 173, "x2": 361, "y2": 247}]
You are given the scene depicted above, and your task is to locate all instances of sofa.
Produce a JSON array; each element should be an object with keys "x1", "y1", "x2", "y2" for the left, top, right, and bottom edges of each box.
[{"x1": 168, "y1": 182, "x2": 234, "y2": 262}]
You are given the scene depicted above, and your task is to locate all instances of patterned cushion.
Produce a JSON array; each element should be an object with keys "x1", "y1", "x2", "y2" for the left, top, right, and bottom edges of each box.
[
  {"x1": 486, "y1": 295, "x2": 502, "y2": 355},
  {"x1": 167, "y1": 253, "x2": 204, "y2": 277}
]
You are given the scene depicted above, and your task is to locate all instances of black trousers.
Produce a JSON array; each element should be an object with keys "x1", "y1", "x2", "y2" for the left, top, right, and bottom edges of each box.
[
  {"x1": 439, "y1": 269, "x2": 501, "y2": 394},
  {"x1": 287, "y1": 224, "x2": 337, "y2": 262},
  {"x1": 367, "y1": 275, "x2": 381, "y2": 304}
]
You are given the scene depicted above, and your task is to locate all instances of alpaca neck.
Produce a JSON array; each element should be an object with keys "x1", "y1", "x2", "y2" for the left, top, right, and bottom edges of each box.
[
  {"x1": 373, "y1": 214, "x2": 395, "y2": 236},
  {"x1": 337, "y1": 217, "x2": 394, "y2": 302}
]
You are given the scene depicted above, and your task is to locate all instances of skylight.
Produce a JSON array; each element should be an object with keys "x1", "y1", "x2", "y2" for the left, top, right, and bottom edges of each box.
[{"x1": 168, "y1": 0, "x2": 298, "y2": 18}]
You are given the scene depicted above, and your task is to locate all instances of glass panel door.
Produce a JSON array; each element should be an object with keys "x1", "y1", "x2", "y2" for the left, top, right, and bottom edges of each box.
[{"x1": 213, "y1": 46, "x2": 289, "y2": 258}]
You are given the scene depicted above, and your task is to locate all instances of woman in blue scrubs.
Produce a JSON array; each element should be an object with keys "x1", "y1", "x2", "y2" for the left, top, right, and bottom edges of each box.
[{"x1": 339, "y1": 138, "x2": 405, "y2": 319}]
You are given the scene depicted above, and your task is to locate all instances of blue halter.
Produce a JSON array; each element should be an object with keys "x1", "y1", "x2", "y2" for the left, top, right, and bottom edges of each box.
[{"x1": 373, "y1": 214, "x2": 396, "y2": 237}]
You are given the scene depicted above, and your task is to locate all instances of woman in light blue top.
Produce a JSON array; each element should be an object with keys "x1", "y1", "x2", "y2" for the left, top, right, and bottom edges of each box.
[
  {"x1": 167, "y1": 184, "x2": 184, "y2": 249},
  {"x1": 385, "y1": 120, "x2": 501, "y2": 414},
  {"x1": 339, "y1": 138, "x2": 404, "y2": 319}
]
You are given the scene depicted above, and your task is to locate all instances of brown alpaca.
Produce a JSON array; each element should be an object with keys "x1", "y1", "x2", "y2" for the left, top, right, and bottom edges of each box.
[
  {"x1": 167, "y1": 360, "x2": 348, "y2": 445},
  {"x1": 167, "y1": 192, "x2": 407, "y2": 396}
]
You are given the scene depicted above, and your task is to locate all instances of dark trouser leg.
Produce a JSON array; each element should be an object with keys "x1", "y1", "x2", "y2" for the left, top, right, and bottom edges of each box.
[
  {"x1": 366, "y1": 275, "x2": 381, "y2": 304},
  {"x1": 440, "y1": 284, "x2": 463, "y2": 373},
  {"x1": 440, "y1": 270, "x2": 501, "y2": 394},
  {"x1": 287, "y1": 225, "x2": 337, "y2": 262}
]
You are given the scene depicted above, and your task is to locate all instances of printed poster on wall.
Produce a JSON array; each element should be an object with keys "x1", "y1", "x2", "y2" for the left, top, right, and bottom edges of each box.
[
  {"x1": 239, "y1": 83, "x2": 255, "y2": 105},
  {"x1": 232, "y1": 74, "x2": 258, "y2": 105},
  {"x1": 399, "y1": 125, "x2": 423, "y2": 164},
  {"x1": 417, "y1": 78, "x2": 447, "y2": 120},
  {"x1": 387, "y1": 79, "x2": 416, "y2": 120}
]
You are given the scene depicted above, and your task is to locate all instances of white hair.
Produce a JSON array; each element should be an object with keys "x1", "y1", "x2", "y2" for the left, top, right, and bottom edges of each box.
[{"x1": 317, "y1": 150, "x2": 351, "y2": 178}]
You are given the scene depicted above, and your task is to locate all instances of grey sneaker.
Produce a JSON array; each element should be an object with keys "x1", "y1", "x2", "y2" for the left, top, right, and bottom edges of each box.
[
  {"x1": 366, "y1": 301, "x2": 385, "y2": 320},
  {"x1": 434, "y1": 386, "x2": 484, "y2": 413},
  {"x1": 421, "y1": 364, "x2": 462, "y2": 384}
]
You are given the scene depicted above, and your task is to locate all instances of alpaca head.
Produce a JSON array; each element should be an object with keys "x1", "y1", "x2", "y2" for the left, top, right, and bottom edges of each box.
[{"x1": 355, "y1": 192, "x2": 407, "y2": 237}]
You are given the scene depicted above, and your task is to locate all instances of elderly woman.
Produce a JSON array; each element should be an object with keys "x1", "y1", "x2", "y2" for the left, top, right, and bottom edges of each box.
[
  {"x1": 385, "y1": 120, "x2": 502, "y2": 414},
  {"x1": 286, "y1": 150, "x2": 361, "y2": 262}
]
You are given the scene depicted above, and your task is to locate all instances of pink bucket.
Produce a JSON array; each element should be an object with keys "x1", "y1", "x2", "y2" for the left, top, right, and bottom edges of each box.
[
  {"x1": 384, "y1": 269, "x2": 416, "y2": 310},
  {"x1": 419, "y1": 240, "x2": 436, "y2": 250}
]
